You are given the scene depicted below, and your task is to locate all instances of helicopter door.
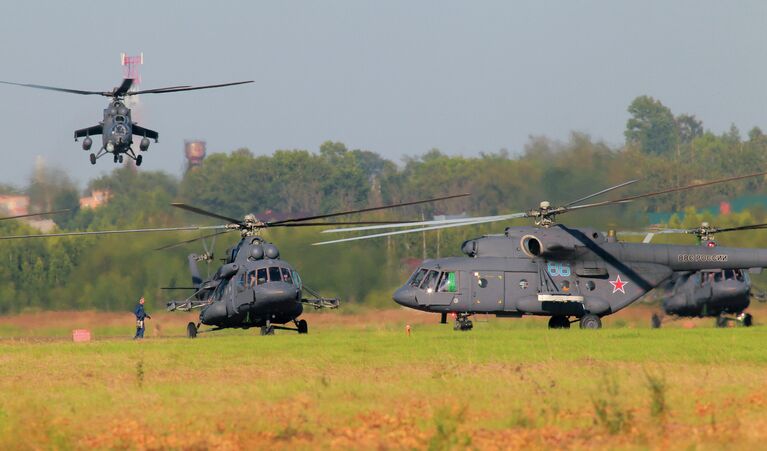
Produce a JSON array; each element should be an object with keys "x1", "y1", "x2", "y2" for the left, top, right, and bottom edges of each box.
[
  {"x1": 693, "y1": 271, "x2": 714, "y2": 307},
  {"x1": 470, "y1": 271, "x2": 504, "y2": 312}
]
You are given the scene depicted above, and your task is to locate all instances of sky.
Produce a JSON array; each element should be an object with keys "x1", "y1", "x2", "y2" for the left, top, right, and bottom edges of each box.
[{"x1": 0, "y1": 1, "x2": 765, "y2": 187}]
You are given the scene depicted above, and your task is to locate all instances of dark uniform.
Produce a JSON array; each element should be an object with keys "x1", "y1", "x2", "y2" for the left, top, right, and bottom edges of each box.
[{"x1": 134, "y1": 301, "x2": 151, "y2": 339}]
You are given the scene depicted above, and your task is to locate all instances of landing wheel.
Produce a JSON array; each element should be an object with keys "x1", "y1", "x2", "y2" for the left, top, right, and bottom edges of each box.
[
  {"x1": 113, "y1": 154, "x2": 119, "y2": 163},
  {"x1": 296, "y1": 319, "x2": 308, "y2": 334},
  {"x1": 186, "y1": 322, "x2": 197, "y2": 338},
  {"x1": 260, "y1": 325, "x2": 275, "y2": 336},
  {"x1": 715, "y1": 315, "x2": 728, "y2": 328},
  {"x1": 89, "y1": 153, "x2": 96, "y2": 165},
  {"x1": 453, "y1": 315, "x2": 473, "y2": 331},
  {"x1": 548, "y1": 315, "x2": 570, "y2": 329},
  {"x1": 579, "y1": 314, "x2": 602, "y2": 329},
  {"x1": 136, "y1": 155, "x2": 143, "y2": 166},
  {"x1": 651, "y1": 313, "x2": 662, "y2": 329},
  {"x1": 118, "y1": 154, "x2": 124, "y2": 163},
  {"x1": 742, "y1": 313, "x2": 753, "y2": 327}
]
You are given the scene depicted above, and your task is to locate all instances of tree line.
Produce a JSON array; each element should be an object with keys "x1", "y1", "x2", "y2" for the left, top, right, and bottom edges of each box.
[{"x1": 1, "y1": 96, "x2": 767, "y2": 313}]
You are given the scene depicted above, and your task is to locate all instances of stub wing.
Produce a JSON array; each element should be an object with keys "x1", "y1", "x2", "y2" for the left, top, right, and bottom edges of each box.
[
  {"x1": 74, "y1": 124, "x2": 103, "y2": 139},
  {"x1": 132, "y1": 124, "x2": 159, "y2": 142}
]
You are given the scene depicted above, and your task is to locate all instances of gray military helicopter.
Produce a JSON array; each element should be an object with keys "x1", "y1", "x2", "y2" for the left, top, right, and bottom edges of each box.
[
  {"x1": 633, "y1": 222, "x2": 767, "y2": 328},
  {"x1": 0, "y1": 78, "x2": 253, "y2": 166},
  {"x1": 315, "y1": 173, "x2": 767, "y2": 330},
  {"x1": 0, "y1": 194, "x2": 467, "y2": 336}
]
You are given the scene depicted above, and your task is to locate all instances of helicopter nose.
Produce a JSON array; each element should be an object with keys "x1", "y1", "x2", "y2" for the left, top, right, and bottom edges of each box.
[{"x1": 393, "y1": 286, "x2": 419, "y2": 308}]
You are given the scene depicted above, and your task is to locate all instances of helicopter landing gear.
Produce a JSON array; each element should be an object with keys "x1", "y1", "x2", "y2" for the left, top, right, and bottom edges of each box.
[
  {"x1": 715, "y1": 314, "x2": 728, "y2": 328},
  {"x1": 136, "y1": 154, "x2": 143, "y2": 166},
  {"x1": 186, "y1": 322, "x2": 198, "y2": 338},
  {"x1": 651, "y1": 313, "x2": 662, "y2": 329},
  {"x1": 89, "y1": 153, "x2": 96, "y2": 165},
  {"x1": 119, "y1": 154, "x2": 124, "y2": 163},
  {"x1": 548, "y1": 315, "x2": 570, "y2": 329},
  {"x1": 296, "y1": 319, "x2": 308, "y2": 334},
  {"x1": 741, "y1": 313, "x2": 753, "y2": 327},
  {"x1": 260, "y1": 320, "x2": 275, "y2": 336},
  {"x1": 453, "y1": 314, "x2": 473, "y2": 331},
  {"x1": 579, "y1": 314, "x2": 602, "y2": 329}
]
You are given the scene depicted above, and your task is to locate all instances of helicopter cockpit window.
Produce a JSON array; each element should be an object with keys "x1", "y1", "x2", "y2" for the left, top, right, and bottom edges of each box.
[
  {"x1": 256, "y1": 268, "x2": 267, "y2": 285},
  {"x1": 247, "y1": 270, "x2": 256, "y2": 287},
  {"x1": 115, "y1": 116, "x2": 125, "y2": 123},
  {"x1": 237, "y1": 273, "x2": 246, "y2": 288},
  {"x1": 292, "y1": 270, "x2": 302, "y2": 289},
  {"x1": 280, "y1": 268, "x2": 293, "y2": 284},
  {"x1": 409, "y1": 268, "x2": 428, "y2": 287},
  {"x1": 213, "y1": 279, "x2": 229, "y2": 300},
  {"x1": 714, "y1": 272, "x2": 724, "y2": 282},
  {"x1": 420, "y1": 270, "x2": 440, "y2": 292},
  {"x1": 437, "y1": 272, "x2": 457, "y2": 292},
  {"x1": 724, "y1": 270, "x2": 736, "y2": 280},
  {"x1": 268, "y1": 267, "x2": 282, "y2": 282}
]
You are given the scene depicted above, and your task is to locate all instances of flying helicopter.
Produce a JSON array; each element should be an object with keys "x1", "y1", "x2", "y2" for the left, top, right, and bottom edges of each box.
[
  {"x1": 0, "y1": 193, "x2": 468, "y2": 336},
  {"x1": 315, "y1": 173, "x2": 767, "y2": 330},
  {"x1": 0, "y1": 78, "x2": 253, "y2": 166},
  {"x1": 629, "y1": 221, "x2": 767, "y2": 328}
]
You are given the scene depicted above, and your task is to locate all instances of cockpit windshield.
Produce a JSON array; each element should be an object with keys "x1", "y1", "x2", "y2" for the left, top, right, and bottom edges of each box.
[
  {"x1": 420, "y1": 270, "x2": 440, "y2": 292},
  {"x1": 409, "y1": 268, "x2": 428, "y2": 287},
  {"x1": 268, "y1": 267, "x2": 282, "y2": 282}
]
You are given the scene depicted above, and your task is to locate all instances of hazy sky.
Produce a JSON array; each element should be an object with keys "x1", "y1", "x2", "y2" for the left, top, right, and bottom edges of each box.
[{"x1": 0, "y1": 1, "x2": 765, "y2": 187}]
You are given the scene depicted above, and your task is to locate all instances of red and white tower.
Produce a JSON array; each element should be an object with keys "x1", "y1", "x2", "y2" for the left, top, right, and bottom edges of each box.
[{"x1": 120, "y1": 52, "x2": 143, "y2": 108}]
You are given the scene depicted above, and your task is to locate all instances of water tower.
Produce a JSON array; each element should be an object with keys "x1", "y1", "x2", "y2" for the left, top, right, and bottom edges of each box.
[{"x1": 184, "y1": 140, "x2": 206, "y2": 172}]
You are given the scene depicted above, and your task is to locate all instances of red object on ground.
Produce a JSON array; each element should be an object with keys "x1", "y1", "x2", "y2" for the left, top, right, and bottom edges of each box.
[
  {"x1": 720, "y1": 201, "x2": 731, "y2": 215},
  {"x1": 406, "y1": 324, "x2": 411, "y2": 336},
  {"x1": 72, "y1": 329, "x2": 91, "y2": 342}
]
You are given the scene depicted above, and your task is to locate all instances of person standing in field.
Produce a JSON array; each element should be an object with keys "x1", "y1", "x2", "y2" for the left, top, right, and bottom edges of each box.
[{"x1": 133, "y1": 296, "x2": 151, "y2": 340}]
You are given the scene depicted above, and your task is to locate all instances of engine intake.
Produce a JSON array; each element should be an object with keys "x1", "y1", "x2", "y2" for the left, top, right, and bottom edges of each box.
[{"x1": 520, "y1": 234, "x2": 574, "y2": 257}]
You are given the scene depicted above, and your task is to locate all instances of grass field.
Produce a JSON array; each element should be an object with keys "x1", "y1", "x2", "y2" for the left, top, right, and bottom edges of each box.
[{"x1": 1, "y1": 306, "x2": 766, "y2": 450}]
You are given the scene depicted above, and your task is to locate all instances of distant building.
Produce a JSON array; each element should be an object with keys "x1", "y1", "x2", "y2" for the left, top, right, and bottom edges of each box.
[
  {"x1": 0, "y1": 195, "x2": 30, "y2": 216},
  {"x1": 79, "y1": 190, "x2": 112, "y2": 209}
]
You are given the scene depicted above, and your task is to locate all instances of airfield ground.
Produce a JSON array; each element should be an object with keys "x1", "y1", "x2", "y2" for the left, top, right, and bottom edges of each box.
[{"x1": 1, "y1": 305, "x2": 766, "y2": 449}]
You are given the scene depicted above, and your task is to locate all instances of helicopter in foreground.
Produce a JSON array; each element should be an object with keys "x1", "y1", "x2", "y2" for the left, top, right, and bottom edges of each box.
[
  {"x1": 0, "y1": 194, "x2": 467, "y2": 336},
  {"x1": 630, "y1": 222, "x2": 767, "y2": 328},
  {"x1": 316, "y1": 173, "x2": 767, "y2": 330},
  {"x1": 0, "y1": 78, "x2": 253, "y2": 166}
]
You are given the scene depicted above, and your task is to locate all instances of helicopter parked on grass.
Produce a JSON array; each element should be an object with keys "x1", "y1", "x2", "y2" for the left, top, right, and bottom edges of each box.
[
  {"x1": 315, "y1": 173, "x2": 767, "y2": 330},
  {"x1": 0, "y1": 194, "x2": 467, "y2": 336},
  {"x1": 0, "y1": 78, "x2": 252, "y2": 166},
  {"x1": 630, "y1": 222, "x2": 767, "y2": 328}
]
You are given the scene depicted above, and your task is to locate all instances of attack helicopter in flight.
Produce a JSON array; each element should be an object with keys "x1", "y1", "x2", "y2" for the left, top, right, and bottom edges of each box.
[
  {"x1": 629, "y1": 222, "x2": 767, "y2": 328},
  {"x1": 0, "y1": 78, "x2": 253, "y2": 166},
  {"x1": 0, "y1": 194, "x2": 467, "y2": 337},
  {"x1": 315, "y1": 173, "x2": 767, "y2": 330}
]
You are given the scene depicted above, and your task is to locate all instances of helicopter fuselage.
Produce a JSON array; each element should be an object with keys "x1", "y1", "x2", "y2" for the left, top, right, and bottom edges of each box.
[
  {"x1": 393, "y1": 225, "x2": 767, "y2": 327},
  {"x1": 188, "y1": 237, "x2": 305, "y2": 329}
]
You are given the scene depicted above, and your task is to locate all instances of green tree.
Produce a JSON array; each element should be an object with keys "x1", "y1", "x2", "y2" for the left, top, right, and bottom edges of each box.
[{"x1": 625, "y1": 96, "x2": 678, "y2": 155}]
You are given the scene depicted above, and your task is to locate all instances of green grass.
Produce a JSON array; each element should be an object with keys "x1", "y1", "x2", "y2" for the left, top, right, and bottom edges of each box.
[{"x1": 1, "y1": 322, "x2": 766, "y2": 449}]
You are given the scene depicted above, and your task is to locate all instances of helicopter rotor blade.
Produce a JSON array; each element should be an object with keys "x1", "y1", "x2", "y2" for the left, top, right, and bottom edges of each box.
[
  {"x1": 564, "y1": 179, "x2": 639, "y2": 207},
  {"x1": 170, "y1": 203, "x2": 243, "y2": 224},
  {"x1": 0, "y1": 80, "x2": 104, "y2": 96},
  {"x1": 320, "y1": 215, "x2": 517, "y2": 234},
  {"x1": 313, "y1": 213, "x2": 527, "y2": 246},
  {"x1": 154, "y1": 230, "x2": 230, "y2": 251},
  {"x1": 128, "y1": 80, "x2": 254, "y2": 96},
  {"x1": 0, "y1": 225, "x2": 225, "y2": 241},
  {"x1": 271, "y1": 220, "x2": 422, "y2": 228},
  {"x1": 0, "y1": 208, "x2": 70, "y2": 221},
  {"x1": 268, "y1": 193, "x2": 471, "y2": 225},
  {"x1": 565, "y1": 171, "x2": 767, "y2": 213},
  {"x1": 712, "y1": 223, "x2": 767, "y2": 234},
  {"x1": 112, "y1": 78, "x2": 134, "y2": 96}
]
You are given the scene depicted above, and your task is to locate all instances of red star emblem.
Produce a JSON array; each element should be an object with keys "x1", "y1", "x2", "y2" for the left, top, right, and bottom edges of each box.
[{"x1": 609, "y1": 275, "x2": 628, "y2": 294}]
